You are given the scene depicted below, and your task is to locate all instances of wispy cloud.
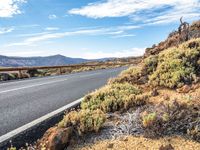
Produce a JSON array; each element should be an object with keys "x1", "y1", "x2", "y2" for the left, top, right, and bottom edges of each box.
[
  {"x1": 111, "y1": 34, "x2": 135, "y2": 38},
  {"x1": 18, "y1": 24, "x2": 40, "y2": 28},
  {"x1": 0, "y1": 27, "x2": 14, "y2": 34},
  {"x1": 0, "y1": 0, "x2": 26, "y2": 18},
  {"x1": 16, "y1": 32, "x2": 50, "y2": 37},
  {"x1": 69, "y1": 0, "x2": 200, "y2": 24},
  {"x1": 45, "y1": 27, "x2": 59, "y2": 31},
  {"x1": 48, "y1": 14, "x2": 57, "y2": 19},
  {"x1": 6, "y1": 25, "x2": 140, "y2": 46}
]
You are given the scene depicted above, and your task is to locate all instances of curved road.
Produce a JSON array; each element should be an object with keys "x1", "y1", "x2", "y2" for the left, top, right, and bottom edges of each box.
[{"x1": 0, "y1": 67, "x2": 126, "y2": 136}]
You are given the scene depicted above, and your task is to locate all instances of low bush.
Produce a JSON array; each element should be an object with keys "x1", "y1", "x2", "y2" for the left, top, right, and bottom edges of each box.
[
  {"x1": 81, "y1": 83, "x2": 143, "y2": 112},
  {"x1": 109, "y1": 66, "x2": 147, "y2": 85},
  {"x1": 27, "y1": 69, "x2": 40, "y2": 77},
  {"x1": 7, "y1": 147, "x2": 16, "y2": 150},
  {"x1": 149, "y1": 39, "x2": 200, "y2": 88},
  {"x1": 143, "y1": 55, "x2": 158, "y2": 75},
  {"x1": 58, "y1": 109, "x2": 106, "y2": 135},
  {"x1": 140, "y1": 101, "x2": 200, "y2": 141}
]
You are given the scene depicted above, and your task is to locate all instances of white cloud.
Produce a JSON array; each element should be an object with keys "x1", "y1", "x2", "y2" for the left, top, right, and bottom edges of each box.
[
  {"x1": 6, "y1": 25, "x2": 140, "y2": 46},
  {"x1": 48, "y1": 14, "x2": 57, "y2": 19},
  {"x1": 69, "y1": 0, "x2": 200, "y2": 24},
  {"x1": 0, "y1": 0, "x2": 26, "y2": 18},
  {"x1": 0, "y1": 27, "x2": 14, "y2": 34},
  {"x1": 16, "y1": 32, "x2": 50, "y2": 37},
  {"x1": 81, "y1": 48, "x2": 145, "y2": 59},
  {"x1": 111, "y1": 34, "x2": 135, "y2": 38},
  {"x1": 45, "y1": 27, "x2": 59, "y2": 31}
]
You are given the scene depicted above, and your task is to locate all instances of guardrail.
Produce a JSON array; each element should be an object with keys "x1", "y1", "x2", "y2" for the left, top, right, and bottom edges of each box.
[{"x1": 0, "y1": 62, "x2": 132, "y2": 78}]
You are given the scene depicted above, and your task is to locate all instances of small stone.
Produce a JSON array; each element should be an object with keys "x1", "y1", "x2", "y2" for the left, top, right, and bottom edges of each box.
[
  {"x1": 191, "y1": 84, "x2": 200, "y2": 91},
  {"x1": 163, "y1": 94, "x2": 170, "y2": 100},
  {"x1": 151, "y1": 88, "x2": 159, "y2": 96},
  {"x1": 122, "y1": 136, "x2": 129, "y2": 141},
  {"x1": 177, "y1": 85, "x2": 191, "y2": 93},
  {"x1": 107, "y1": 143, "x2": 114, "y2": 148},
  {"x1": 159, "y1": 144, "x2": 174, "y2": 150}
]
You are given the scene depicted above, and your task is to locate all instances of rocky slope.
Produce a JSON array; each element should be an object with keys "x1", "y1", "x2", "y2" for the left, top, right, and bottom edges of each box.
[
  {"x1": 35, "y1": 37, "x2": 200, "y2": 150},
  {"x1": 10, "y1": 20, "x2": 200, "y2": 150},
  {"x1": 144, "y1": 20, "x2": 200, "y2": 57}
]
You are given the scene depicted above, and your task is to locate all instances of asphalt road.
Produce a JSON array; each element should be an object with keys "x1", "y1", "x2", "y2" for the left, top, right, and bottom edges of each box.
[{"x1": 0, "y1": 67, "x2": 126, "y2": 136}]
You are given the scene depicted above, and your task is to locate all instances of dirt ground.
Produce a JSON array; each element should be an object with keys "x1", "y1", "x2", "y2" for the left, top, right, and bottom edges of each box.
[{"x1": 74, "y1": 135, "x2": 200, "y2": 150}]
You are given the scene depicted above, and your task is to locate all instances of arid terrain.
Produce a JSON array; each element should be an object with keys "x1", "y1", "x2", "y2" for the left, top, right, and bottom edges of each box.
[
  {"x1": 0, "y1": 57, "x2": 141, "y2": 82},
  {"x1": 9, "y1": 20, "x2": 200, "y2": 150}
]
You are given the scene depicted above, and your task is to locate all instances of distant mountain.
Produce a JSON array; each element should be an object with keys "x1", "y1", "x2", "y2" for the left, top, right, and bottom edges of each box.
[{"x1": 0, "y1": 54, "x2": 93, "y2": 67}]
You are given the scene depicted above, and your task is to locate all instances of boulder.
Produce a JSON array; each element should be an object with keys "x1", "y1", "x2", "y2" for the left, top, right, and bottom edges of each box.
[
  {"x1": 177, "y1": 85, "x2": 191, "y2": 93},
  {"x1": 47, "y1": 128, "x2": 72, "y2": 150},
  {"x1": 43, "y1": 127, "x2": 73, "y2": 150}
]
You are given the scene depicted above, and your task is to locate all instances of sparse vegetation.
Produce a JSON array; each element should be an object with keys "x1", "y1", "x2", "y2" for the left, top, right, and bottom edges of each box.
[
  {"x1": 58, "y1": 109, "x2": 106, "y2": 135},
  {"x1": 16, "y1": 20, "x2": 200, "y2": 150},
  {"x1": 109, "y1": 65, "x2": 147, "y2": 85},
  {"x1": 140, "y1": 101, "x2": 200, "y2": 140},
  {"x1": 81, "y1": 83, "x2": 143, "y2": 112},
  {"x1": 149, "y1": 39, "x2": 200, "y2": 88},
  {"x1": 0, "y1": 57, "x2": 141, "y2": 82},
  {"x1": 143, "y1": 55, "x2": 158, "y2": 74}
]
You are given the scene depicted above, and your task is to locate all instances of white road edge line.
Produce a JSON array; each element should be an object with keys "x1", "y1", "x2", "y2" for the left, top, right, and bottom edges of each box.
[
  {"x1": 0, "y1": 98, "x2": 83, "y2": 143},
  {"x1": 0, "y1": 72, "x2": 102, "y2": 94}
]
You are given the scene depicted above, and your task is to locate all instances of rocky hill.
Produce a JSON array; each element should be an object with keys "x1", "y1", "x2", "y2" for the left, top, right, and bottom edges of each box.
[
  {"x1": 0, "y1": 54, "x2": 90, "y2": 67},
  {"x1": 144, "y1": 20, "x2": 200, "y2": 57},
  {"x1": 9, "y1": 20, "x2": 200, "y2": 150}
]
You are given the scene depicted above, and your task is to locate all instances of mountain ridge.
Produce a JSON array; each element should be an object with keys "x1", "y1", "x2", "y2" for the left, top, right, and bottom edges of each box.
[{"x1": 0, "y1": 54, "x2": 111, "y2": 67}]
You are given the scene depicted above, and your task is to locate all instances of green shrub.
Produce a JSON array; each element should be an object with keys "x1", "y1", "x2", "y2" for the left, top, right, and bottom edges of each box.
[
  {"x1": 81, "y1": 83, "x2": 142, "y2": 112},
  {"x1": 149, "y1": 39, "x2": 200, "y2": 88},
  {"x1": 7, "y1": 147, "x2": 16, "y2": 150},
  {"x1": 143, "y1": 55, "x2": 158, "y2": 74},
  {"x1": 109, "y1": 66, "x2": 144, "y2": 84},
  {"x1": 142, "y1": 112, "x2": 158, "y2": 128},
  {"x1": 58, "y1": 109, "x2": 106, "y2": 135},
  {"x1": 140, "y1": 101, "x2": 200, "y2": 140}
]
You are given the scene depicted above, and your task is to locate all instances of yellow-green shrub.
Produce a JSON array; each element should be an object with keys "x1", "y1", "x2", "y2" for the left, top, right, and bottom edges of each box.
[
  {"x1": 81, "y1": 83, "x2": 142, "y2": 112},
  {"x1": 109, "y1": 66, "x2": 144, "y2": 84},
  {"x1": 141, "y1": 101, "x2": 199, "y2": 140},
  {"x1": 149, "y1": 39, "x2": 200, "y2": 88},
  {"x1": 143, "y1": 55, "x2": 158, "y2": 74},
  {"x1": 58, "y1": 109, "x2": 106, "y2": 135},
  {"x1": 142, "y1": 112, "x2": 157, "y2": 128}
]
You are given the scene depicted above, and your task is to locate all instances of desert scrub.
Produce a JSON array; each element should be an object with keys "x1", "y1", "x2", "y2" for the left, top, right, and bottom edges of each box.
[
  {"x1": 149, "y1": 38, "x2": 200, "y2": 88},
  {"x1": 7, "y1": 147, "x2": 16, "y2": 150},
  {"x1": 109, "y1": 66, "x2": 146, "y2": 85},
  {"x1": 143, "y1": 55, "x2": 158, "y2": 74},
  {"x1": 141, "y1": 111, "x2": 170, "y2": 137},
  {"x1": 58, "y1": 109, "x2": 106, "y2": 135},
  {"x1": 81, "y1": 83, "x2": 142, "y2": 112},
  {"x1": 140, "y1": 101, "x2": 200, "y2": 141}
]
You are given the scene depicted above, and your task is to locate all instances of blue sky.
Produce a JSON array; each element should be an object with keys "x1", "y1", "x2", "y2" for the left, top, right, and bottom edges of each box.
[{"x1": 0, "y1": 0, "x2": 200, "y2": 59}]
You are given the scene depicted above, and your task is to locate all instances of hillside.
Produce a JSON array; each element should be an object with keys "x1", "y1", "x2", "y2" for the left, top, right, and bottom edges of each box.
[
  {"x1": 9, "y1": 20, "x2": 200, "y2": 150},
  {"x1": 0, "y1": 54, "x2": 90, "y2": 67},
  {"x1": 144, "y1": 20, "x2": 200, "y2": 57}
]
